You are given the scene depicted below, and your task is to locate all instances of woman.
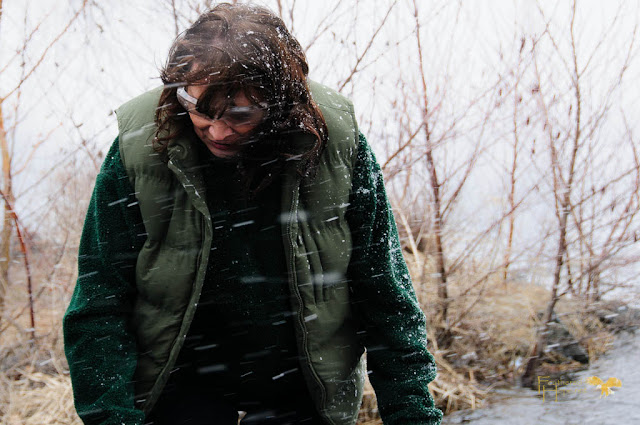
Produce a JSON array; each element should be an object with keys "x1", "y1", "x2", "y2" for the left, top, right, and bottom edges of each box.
[{"x1": 63, "y1": 3, "x2": 442, "y2": 425}]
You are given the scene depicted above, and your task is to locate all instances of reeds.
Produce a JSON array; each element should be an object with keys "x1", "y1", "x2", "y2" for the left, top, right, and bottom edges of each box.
[{"x1": 0, "y1": 251, "x2": 622, "y2": 424}]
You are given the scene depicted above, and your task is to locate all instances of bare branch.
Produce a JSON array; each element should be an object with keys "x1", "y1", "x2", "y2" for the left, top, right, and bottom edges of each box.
[
  {"x1": 1, "y1": 0, "x2": 89, "y2": 102},
  {"x1": 338, "y1": 0, "x2": 397, "y2": 92}
]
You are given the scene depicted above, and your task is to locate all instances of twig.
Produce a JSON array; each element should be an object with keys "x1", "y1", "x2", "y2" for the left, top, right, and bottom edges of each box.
[{"x1": 0, "y1": 190, "x2": 35, "y2": 341}]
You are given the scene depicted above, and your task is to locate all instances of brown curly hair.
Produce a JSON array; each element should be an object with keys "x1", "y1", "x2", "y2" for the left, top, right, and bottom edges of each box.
[{"x1": 155, "y1": 3, "x2": 328, "y2": 195}]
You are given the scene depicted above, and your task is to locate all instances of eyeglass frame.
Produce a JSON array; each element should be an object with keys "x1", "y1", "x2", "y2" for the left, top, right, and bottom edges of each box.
[{"x1": 176, "y1": 86, "x2": 268, "y2": 128}]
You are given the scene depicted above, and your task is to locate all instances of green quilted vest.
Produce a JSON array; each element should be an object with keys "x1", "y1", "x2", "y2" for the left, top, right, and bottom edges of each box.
[{"x1": 116, "y1": 81, "x2": 365, "y2": 424}]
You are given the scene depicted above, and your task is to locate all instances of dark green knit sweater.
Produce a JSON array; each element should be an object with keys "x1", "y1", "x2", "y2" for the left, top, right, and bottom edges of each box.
[{"x1": 63, "y1": 133, "x2": 443, "y2": 425}]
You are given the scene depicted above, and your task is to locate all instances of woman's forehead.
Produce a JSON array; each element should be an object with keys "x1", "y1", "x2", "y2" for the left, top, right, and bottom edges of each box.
[{"x1": 186, "y1": 85, "x2": 254, "y2": 107}]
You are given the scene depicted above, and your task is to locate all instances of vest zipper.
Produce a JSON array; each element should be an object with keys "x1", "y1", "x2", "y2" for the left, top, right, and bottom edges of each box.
[
  {"x1": 145, "y1": 158, "x2": 212, "y2": 415},
  {"x1": 282, "y1": 183, "x2": 332, "y2": 424}
]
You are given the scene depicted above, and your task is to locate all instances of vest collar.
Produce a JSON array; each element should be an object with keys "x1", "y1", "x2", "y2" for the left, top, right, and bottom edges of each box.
[{"x1": 167, "y1": 134, "x2": 210, "y2": 218}]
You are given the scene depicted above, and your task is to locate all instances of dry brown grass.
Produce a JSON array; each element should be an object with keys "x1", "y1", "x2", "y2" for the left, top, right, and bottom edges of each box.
[
  {"x1": 1, "y1": 313, "x2": 80, "y2": 424},
  {"x1": 400, "y1": 251, "x2": 621, "y2": 415},
  {"x1": 1, "y1": 243, "x2": 80, "y2": 425},
  {"x1": 0, "y1": 249, "x2": 621, "y2": 424}
]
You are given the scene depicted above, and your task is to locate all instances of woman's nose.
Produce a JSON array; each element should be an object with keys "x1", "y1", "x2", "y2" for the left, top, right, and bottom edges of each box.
[{"x1": 207, "y1": 120, "x2": 235, "y2": 140}]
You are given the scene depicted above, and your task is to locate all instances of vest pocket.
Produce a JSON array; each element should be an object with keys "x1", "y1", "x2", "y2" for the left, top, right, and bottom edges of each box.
[{"x1": 136, "y1": 243, "x2": 200, "y2": 311}]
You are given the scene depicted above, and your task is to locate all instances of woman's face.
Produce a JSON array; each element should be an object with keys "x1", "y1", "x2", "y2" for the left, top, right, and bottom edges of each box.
[{"x1": 185, "y1": 85, "x2": 265, "y2": 159}]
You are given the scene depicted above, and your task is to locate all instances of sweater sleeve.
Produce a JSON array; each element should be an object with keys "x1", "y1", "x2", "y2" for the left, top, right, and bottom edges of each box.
[
  {"x1": 63, "y1": 137, "x2": 146, "y2": 425},
  {"x1": 346, "y1": 134, "x2": 442, "y2": 425}
]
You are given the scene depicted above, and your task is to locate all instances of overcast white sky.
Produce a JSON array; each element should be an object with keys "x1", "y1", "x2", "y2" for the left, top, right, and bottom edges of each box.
[{"x1": 2, "y1": 0, "x2": 637, "y2": 152}]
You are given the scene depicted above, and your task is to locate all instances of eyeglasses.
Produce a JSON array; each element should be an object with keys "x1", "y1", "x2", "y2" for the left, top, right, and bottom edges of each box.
[{"x1": 176, "y1": 86, "x2": 267, "y2": 128}]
